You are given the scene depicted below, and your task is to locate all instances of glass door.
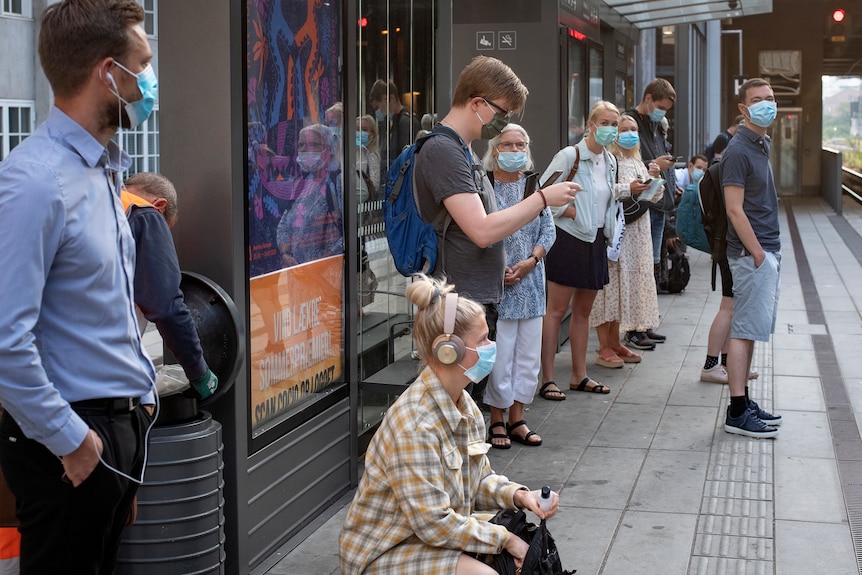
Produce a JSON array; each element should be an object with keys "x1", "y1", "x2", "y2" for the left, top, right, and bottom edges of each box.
[{"x1": 769, "y1": 108, "x2": 802, "y2": 196}]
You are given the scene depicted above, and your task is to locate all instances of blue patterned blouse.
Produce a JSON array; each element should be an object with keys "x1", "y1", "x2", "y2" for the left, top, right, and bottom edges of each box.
[{"x1": 494, "y1": 175, "x2": 556, "y2": 320}]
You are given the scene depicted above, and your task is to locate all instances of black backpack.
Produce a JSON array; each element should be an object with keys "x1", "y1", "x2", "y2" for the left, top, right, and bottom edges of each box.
[
  {"x1": 697, "y1": 162, "x2": 727, "y2": 290},
  {"x1": 666, "y1": 251, "x2": 691, "y2": 294},
  {"x1": 477, "y1": 509, "x2": 575, "y2": 575}
]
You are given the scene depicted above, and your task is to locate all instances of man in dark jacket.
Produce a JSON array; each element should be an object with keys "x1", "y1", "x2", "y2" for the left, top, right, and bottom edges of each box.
[
  {"x1": 705, "y1": 114, "x2": 744, "y2": 164},
  {"x1": 124, "y1": 172, "x2": 218, "y2": 400},
  {"x1": 370, "y1": 79, "x2": 422, "y2": 174},
  {"x1": 627, "y1": 78, "x2": 677, "y2": 346}
]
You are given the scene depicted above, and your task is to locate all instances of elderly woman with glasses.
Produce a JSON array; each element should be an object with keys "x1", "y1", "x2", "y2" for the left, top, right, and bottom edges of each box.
[
  {"x1": 276, "y1": 123, "x2": 343, "y2": 267},
  {"x1": 480, "y1": 124, "x2": 556, "y2": 449}
]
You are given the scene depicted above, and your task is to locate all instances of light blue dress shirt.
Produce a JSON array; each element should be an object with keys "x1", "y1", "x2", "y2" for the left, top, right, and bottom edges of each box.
[{"x1": 0, "y1": 107, "x2": 155, "y2": 457}]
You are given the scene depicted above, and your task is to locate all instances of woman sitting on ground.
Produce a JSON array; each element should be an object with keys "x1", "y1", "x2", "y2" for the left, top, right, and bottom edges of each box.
[{"x1": 339, "y1": 274, "x2": 558, "y2": 575}]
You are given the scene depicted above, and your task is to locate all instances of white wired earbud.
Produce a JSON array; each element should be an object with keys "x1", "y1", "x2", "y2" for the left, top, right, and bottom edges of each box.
[{"x1": 92, "y1": 392, "x2": 160, "y2": 485}]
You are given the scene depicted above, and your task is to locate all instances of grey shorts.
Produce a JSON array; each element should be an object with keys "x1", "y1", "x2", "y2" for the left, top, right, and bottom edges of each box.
[{"x1": 728, "y1": 251, "x2": 781, "y2": 342}]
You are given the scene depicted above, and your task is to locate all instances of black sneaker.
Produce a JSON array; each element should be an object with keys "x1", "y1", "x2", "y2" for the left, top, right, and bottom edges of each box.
[
  {"x1": 749, "y1": 399, "x2": 782, "y2": 426},
  {"x1": 725, "y1": 406, "x2": 779, "y2": 438},
  {"x1": 646, "y1": 329, "x2": 666, "y2": 342},
  {"x1": 625, "y1": 331, "x2": 656, "y2": 350}
]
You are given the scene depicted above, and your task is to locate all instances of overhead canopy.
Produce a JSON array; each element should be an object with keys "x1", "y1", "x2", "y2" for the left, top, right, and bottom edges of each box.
[{"x1": 604, "y1": 0, "x2": 773, "y2": 29}]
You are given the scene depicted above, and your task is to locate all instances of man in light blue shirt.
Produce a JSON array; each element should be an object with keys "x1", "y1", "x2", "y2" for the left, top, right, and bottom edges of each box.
[{"x1": 0, "y1": 1, "x2": 157, "y2": 572}]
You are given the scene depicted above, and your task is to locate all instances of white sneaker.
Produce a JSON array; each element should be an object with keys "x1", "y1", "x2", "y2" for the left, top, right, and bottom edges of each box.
[{"x1": 700, "y1": 364, "x2": 728, "y2": 384}]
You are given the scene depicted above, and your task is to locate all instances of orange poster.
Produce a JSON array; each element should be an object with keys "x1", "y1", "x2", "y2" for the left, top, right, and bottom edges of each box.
[{"x1": 249, "y1": 256, "x2": 343, "y2": 432}]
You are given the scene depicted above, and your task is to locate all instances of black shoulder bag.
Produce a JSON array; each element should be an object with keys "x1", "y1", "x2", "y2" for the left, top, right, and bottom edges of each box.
[{"x1": 476, "y1": 509, "x2": 576, "y2": 575}]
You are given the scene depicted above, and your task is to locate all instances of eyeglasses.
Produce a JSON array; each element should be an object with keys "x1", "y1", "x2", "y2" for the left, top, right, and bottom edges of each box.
[
  {"x1": 497, "y1": 141, "x2": 528, "y2": 152},
  {"x1": 474, "y1": 95, "x2": 514, "y2": 120},
  {"x1": 298, "y1": 140, "x2": 324, "y2": 152}
]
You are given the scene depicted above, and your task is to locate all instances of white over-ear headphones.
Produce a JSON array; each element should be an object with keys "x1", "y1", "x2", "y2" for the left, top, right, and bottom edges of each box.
[{"x1": 432, "y1": 292, "x2": 464, "y2": 365}]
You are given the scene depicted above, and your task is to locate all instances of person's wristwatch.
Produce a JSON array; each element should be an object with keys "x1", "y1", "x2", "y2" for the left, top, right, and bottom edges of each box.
[{"x1": 529, "y1": 254, "x2": 541, "y2": 265}]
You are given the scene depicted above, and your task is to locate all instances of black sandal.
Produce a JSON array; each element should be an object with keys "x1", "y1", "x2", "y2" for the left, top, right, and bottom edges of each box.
[
  {"x1": 539, "y1": 381, "x2": 567, "y2": 401},
  {"x1": 507, "y1": 420, "x2": 542, "y2": 446},
  {"x1": 571, "y1": 377, "x2": 610, "y2": 394},
  {"x1": 487, "y1": 421, "x2": 511, "y2": 449}
]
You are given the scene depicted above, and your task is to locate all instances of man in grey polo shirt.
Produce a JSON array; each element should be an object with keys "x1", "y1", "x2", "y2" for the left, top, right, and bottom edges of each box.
[{"x1": 721, "y1": 77, "x2": 783, "y2": 438}]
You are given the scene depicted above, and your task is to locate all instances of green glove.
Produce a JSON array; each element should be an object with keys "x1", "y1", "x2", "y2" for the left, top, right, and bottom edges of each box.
[{"x1": 189, "y1": 368, "x2": 218, "y2": 400}]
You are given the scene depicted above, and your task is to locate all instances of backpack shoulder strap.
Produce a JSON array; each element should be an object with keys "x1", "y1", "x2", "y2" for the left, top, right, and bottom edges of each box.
[{"x1": 566, "y1": 146, "x2": 581, "y2": 182}]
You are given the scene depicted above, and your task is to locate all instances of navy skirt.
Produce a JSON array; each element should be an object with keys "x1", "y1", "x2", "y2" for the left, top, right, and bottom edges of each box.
[{"x1": 545, "y1": 227, "x2": 609, "y2": 290}]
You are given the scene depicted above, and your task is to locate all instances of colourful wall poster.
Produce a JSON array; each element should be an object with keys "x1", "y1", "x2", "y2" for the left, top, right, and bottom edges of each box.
[
  {"x1": 249, "y1": 256, "x2": 344, "y2": 434},
  {"x1": 247, "y1": 0, "x2": 343, "y2": 278}
]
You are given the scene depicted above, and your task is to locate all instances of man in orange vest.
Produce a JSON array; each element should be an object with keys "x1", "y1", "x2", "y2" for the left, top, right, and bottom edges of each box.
[{"x1": 123, "y1": 172, "x2": 218, "y2": 399}]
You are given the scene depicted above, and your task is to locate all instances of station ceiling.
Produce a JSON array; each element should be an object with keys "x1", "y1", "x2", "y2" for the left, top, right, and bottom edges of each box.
[{"x1": 605, "y1": 0, "x2": 773, "y2": 28}]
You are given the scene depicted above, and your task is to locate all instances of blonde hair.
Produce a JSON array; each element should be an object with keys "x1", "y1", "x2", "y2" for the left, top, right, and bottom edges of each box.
[
  {"x1": 356, "y1": 114, "x2": 379, "y2": 155},
  {"x1": 584, "y1": 100, "x2": 620, "y2": 139},
  {"x1": 609, "y1": 113, "x2": 642, "y2": 161},
  {"x1": 406, "y1": 275, "x2": 485, "y2": 369},
  {"x1": 481, "y1": 123, "x2": 534, "y2": 172},
  {"x1": 452, "y1": 56, "x2": 528, "y2": 116}
]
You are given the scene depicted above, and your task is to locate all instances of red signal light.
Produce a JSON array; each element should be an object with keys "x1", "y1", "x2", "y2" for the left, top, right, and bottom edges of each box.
[
  {"x1": 359, "y1": 16, "x2": 368, "y2": 27},
  {"x1": 832, "y1": 8, "x2": 846, "y2": 22}
]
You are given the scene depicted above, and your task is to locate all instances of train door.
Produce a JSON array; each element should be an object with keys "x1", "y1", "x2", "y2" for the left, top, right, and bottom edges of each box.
[{"x1": 769, "y1": 107, "x2": 802, "y2": 196}]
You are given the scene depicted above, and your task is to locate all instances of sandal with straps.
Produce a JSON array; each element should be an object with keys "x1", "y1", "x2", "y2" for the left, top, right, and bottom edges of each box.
[
  {"x1": 595, "y1": 348, "x2": 624, "y2": 369},
  {"x1": 538, "y1": 381, "x2": 567, "y2": 401},
  {"x1": 507, "y1": 420, "x2": 542, "y2": 446},
  {"x1": 487, "y1": 421, "x2": 511, "y2": 449},
  {"x1": 571, "y1": 377, "x2": 611, "y2": 394}
]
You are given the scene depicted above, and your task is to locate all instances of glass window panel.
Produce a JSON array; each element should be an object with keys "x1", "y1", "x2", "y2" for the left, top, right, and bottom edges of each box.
[
  {"x1": 246, "y1": 0, "x2": 346, "y2": 442},
  {"x1": 353, "y1": 0, "x2": 437, "y2": 435},
  {"x1": 3, "y1": 0, "x2": 31, "y2": 17},
  {"x1": 567, "y1": 36, "x2": 586, "y2": 145},
  {"x1": 589, "y1": 47, "x2": 603, "y2": 109},
  {"x1": 0, "y1": 102, "x2": 35, "y2": 161}
]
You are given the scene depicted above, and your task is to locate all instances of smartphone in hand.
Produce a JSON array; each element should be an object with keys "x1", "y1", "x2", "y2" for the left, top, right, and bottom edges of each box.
[{"x1": 539, "y1": 170, "x2": 564, "y2": 189}]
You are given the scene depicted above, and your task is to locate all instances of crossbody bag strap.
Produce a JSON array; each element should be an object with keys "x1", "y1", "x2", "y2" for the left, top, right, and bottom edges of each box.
[{"x1": 566, "y1": 146, "x2": 581, "y2": 181}]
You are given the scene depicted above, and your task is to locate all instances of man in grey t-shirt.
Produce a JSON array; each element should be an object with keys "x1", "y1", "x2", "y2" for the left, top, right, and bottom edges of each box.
[
  {"x1": 412, "y1": 56, "x2": 579, "y2": 401},
  {"x1": 721, "y1": 77, "x2": 783, "y2": 439}
]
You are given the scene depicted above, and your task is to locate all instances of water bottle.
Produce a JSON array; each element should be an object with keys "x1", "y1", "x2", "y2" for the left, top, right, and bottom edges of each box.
[{"x1": 538, "y1": 485, "x2": 554, "y2": 513}]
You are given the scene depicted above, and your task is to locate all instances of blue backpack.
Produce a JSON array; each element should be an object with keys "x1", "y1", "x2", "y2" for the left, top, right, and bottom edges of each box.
[{"x1": 383, "y1": 127, "x2": 472, "y2": 276}]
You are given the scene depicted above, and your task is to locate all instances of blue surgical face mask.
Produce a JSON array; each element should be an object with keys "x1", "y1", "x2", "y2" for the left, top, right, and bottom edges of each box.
[
  {"x1": 356, "y1": 131, "x2": 369, "y2": 147},
  {"x1": 649, "y1": 101, "x2": 667, "y2": 123},
  {"x1": 459, "y1": 342, "x2": 497, "y2": 383},
  {"x1": 374, "y1": 109, "x2": 387, "y2": 122},
  {"x1": 747, "y1": 100, "x2": 777, "y2": 128},
  {"x1": 112, "y1": 62, "x2": 158, "y2": 128},
  {"x1": 691, "y1": 168, "x2": 704, "y2": 183},
  {"x1": 497, "y1": 151, "x2": 527, "y2": 172},
  {"x1": 297, "y1": 152, "x2": 324, "y2": 173},
  {"x1": 329, "y1": 126, "x2": 342, "y2": 141},
  {"x1": 594, "y1": 126, "x2": 618, "y2": 147},
  {"x1": 617, "y1": 131, "x2": 640, "y2": 150}
]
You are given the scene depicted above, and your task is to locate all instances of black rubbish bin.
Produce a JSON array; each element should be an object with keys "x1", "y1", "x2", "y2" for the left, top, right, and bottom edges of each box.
[
  {"x1": 118, "y1": 272, "x2": 242, "y2": 575},
  {"x1": 116, "y1": 414, "x2": 225, "y2": 574}
]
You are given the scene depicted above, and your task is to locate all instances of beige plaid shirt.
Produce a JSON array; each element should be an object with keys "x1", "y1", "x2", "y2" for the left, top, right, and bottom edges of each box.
[{"x1": 339, "y1": 367, "x2": 526, "y2": 575}]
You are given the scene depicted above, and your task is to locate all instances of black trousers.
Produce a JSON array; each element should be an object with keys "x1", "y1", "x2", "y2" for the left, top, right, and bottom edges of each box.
[{"x1": 0, "y1": 405, "x2": 151, "y2": 575}]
